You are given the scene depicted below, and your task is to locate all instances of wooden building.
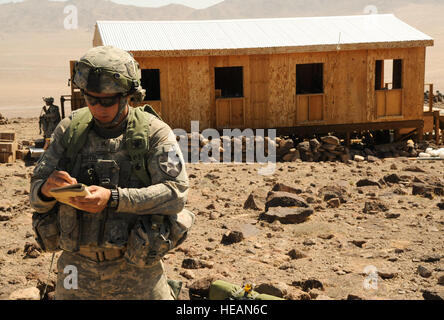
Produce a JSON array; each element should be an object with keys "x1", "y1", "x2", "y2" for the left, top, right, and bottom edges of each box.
[{"x1": 89, "y1": 15, "x2": 434, "y2": 137}]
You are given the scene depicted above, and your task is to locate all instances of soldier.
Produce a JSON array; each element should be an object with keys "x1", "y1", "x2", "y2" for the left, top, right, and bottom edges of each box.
[
  {"x1": 436, "y1": 90, "x2": 443, "y2": 103},
  {"x1": 39, "y1": 97, "x2": 61, "y2": 139},
  {"x1": 29, "y1": 46, "x2": 194, "y2": 300}
]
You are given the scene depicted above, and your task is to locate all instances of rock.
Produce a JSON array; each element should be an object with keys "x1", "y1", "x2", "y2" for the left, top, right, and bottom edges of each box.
[
  {"x1": 271, "y1": 183, "x2": 303, "y2": 195},
  {"x1": 178, "y1": 287, "x2": 190, "y2": 300},
  {"x1": 9, "y1": 287, "x2": 41, "y2": 300},
  {"x1": 322, "y1": 143, "x2": 337, "y2": 152},
  {"x1": 279, "y1": 139, "x2": 294, "y2": 150},
  {"x1": 0, "y1": 214, "x2": 11, "y2": 221},
  {"x1": 260, "y1": 206, "x2": 314, "y2": 224},
  {"x1": 383, "y1": 174, "x2": 404, "y2": 184},
  {"x1": 393, "y1": 187, "x2": 407, "y2": 195},
  {"x1": 420, "y1": 255, "x2": 441, "y2": 263},
  {"x1": 182, "y1": 258, "x2": 200, "y2": 269},
  {"x1": 318, "y1": 185, "x2": 349, "y2": 203},
  {"x1": 180, "y1": 270, "x2": 195, "y2": 280},
  {"x1": 23, "y1": 242, "x2": 41, "y2": 259},
  {"x1": 404, "y1": 166, "x2": 426, "y2": 173},
  {"x1": 265, "y1": 191, "x2": 309, "y2": 211},
  {"x1": 291, "y1": 279, "x2": 324, "y2": 292},
  {"x1": 417, "y1": 265, "x2": 432, "y2": 278},
  {"x1": 347, "y1": 294, "x2": 363, "y2": 300},
  {"x1": 422, "y1": 290, "x2": 444, "y2": 300},
  {"x1": 303, "y1": 239, "x2": 316, "y2": 246},
  {"x1": 206, "y1": 203, "x2": 215, "y2": 210},
  {"x1": 354, "y1": 155, "x2": 365, "y2": 162},
  {"x1": 285, "y1": 289, "x2": 311, "y2": 300},
  {"x1": 181, "y1": 258, "x2": 213, "y2": 269},
  {"x1": 255, "y1": 282, "x2": 288, "y2": 298},
  {"x1": 326, "y1": 198, "x2": 340, "y2": 208},
  {"x1": 221, "y1": 231, "x2": 244, "y2": 245},
  {"x1": 378, "y1": 271, "x2": 398, "y2": 279},
  {"x1": 189, "y1": 276, "x2": 218, "y2": 299},
  {"x1": 297, "y1": 141, "x2": 311, "y2": 153},
  {"x1": 7, "y1": 247, "x2": 20, "y2": 254},
  {"x1": 385, "y1": 213, "x2": 401, "y2": 219},
  {"x1": 243, "y1": 188, "x2": 268, "y2": 211},
  {"x1": 321, "y1": 136, "x2": 340, "y2": 146},
  {"x1": 209, "y1": 212, "x2": 220, "y2": 220},
  {"x1": 438, "y1": 275, "x2": 444, "y2": 286},
  {"x1": 351, "y1": 240, "x2": 366, "y2": 248},
  {"x1": 363, "y1": 201, "x2": 389, "y2": 214},
  {"x1": 318, "y1": 234, "x2": 334, "y2": 240},
  {"x1": 315, "y1": 294, "x2": 333, "y2": 300},
  {"x1": 282, "y1": 149, "x2": 300, "y2": 162},
  {"x1": 287, "y1": 249, "x2": 307, "y2": 260},
  {"x1": 309, "y1": 139, "x2": 321, "y2": 151},
  {"x1": 438, "y1": 202, "x2": 444, "y2": 210},
  {"x1": 356, "y1": 179, "x2": 381, "y2": 188}
]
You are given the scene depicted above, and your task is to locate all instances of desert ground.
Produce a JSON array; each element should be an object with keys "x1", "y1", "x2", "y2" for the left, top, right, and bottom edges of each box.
[{"x1": 0, "y1": 116, "x2": 443, "y2": 300}]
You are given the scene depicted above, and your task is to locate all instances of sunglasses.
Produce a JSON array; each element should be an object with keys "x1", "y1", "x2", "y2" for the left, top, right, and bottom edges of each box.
[{"x1": 82, "y1": 90, "x2": 122, "y2": 108}]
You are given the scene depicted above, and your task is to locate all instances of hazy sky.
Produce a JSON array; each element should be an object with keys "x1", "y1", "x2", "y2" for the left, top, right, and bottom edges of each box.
[{"x1": 0, "y1": 0, "x2": 225, "y2": 9}]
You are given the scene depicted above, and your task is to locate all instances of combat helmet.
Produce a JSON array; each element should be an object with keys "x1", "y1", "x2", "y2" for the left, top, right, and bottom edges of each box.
[
  {"x1": 43, "y1": 97, "x2": 54, "y2": 104},
  {"x1": 72, "y1": 46, "x2": 146, "y2": 126}
]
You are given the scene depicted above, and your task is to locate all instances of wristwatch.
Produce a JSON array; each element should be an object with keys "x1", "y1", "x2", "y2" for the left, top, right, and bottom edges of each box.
[{"x1": 107, "y1": 188, "x2": 119, "y2": 209}]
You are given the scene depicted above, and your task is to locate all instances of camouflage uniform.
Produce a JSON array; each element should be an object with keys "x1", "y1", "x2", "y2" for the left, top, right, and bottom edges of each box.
[
  {"x1": 29, "y1": 46, "x2": 191, "y2": 300},
  {"x1": 40, "y1": 97, "x2": 61, "y2": 139}
]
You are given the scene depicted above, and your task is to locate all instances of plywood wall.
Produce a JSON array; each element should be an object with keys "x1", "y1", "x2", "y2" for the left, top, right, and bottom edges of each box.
[{"x1": 136, "y1": 46, "x2": 426, "y2": 131}]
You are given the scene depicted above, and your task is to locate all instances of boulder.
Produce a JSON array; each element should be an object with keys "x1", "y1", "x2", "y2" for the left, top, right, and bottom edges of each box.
[
  {"x1": 321, "y1": 136, "x2": 340, "y2": 146},
  {"x1": 271, "y1": 183, "x2": 303, "y2": 195},
  {"x1": 260, "y1": 206, "x2": 314, "y2": 224},
  {"x1": 265, "y1": 191, "x2": 309, "y2": 211}
]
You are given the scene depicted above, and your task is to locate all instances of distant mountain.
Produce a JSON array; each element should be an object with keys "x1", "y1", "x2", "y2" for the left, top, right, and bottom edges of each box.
[
  {"x1": 0, "y1": 0, "x2": 195, "y2": 33},
  {"x1": 191, "y1": 0, "x2": 442, "y2": 19},
  {"x1": 0, "y1": 0, "x2": 441, "y2": 33}
]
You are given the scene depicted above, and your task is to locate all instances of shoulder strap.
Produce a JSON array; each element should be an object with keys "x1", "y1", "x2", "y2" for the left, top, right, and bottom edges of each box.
[
  {"x1": 62, "y1": 107, "x2": 93, "y2": 172},
  {"x1": 143, "y1": 104, "x2": 163, "y2": 122},
  {"x1": 126, "y1": 106, "x2": 157, "y2": 186}
]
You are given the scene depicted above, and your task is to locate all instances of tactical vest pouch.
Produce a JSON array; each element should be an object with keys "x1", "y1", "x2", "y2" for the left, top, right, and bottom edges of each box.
[
  {"x1": 58, "y1": 204, "x2": 81, "y2": 252},
  {"x1": 32, "y1": 206, "x2": 60, "y2": 253},
  {"x1": 124, "y1": 215, "x2": 173, "y2": 268},
  {"x1": 102, "y1": 218, "x2": 129, "y2": 249},
  {"x1": 168, "y1": 209, "x2": 195, "y2": 248}
]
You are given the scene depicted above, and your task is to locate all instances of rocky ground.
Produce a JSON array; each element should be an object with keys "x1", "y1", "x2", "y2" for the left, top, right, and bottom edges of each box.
[{"x1": 0, "y1": 117, "x2": 443, "y2": 300}]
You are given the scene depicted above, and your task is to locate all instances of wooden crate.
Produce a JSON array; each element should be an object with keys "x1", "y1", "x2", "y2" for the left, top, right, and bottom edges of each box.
[
  {"x1": 16, "y1": 149, "x2": 29, "y2": 160},
  {"x1": 0, "y1": 131, "x2": 16, "y2": 141},
  {"x1": 0, "y1": 141, "x2": 17, "y2": 153},
  {"x1": 0, "y1": 152, "x2": 15, "y2": 163}
]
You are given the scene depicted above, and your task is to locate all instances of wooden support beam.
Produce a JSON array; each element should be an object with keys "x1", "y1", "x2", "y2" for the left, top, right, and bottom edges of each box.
[
  {"x1": 434, "y1": 111, "x2": 441, "y2": 145},
  {"x1": 274, "y1": 120, "x2": 424, "y2": 136}
]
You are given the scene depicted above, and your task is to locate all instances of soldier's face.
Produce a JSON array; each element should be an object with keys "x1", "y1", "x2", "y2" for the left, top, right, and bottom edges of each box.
[{"x1": 84, "y1": 91, "x2": 122, "y2": 123}]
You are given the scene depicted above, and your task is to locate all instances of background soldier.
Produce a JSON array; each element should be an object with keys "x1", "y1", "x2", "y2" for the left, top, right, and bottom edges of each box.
[
  {"x1": 39, "y1": 97, "x2": 61, "y2": 139},
  {"x1": 30, "y1": 46, "x2": 194, "y2": 300}
]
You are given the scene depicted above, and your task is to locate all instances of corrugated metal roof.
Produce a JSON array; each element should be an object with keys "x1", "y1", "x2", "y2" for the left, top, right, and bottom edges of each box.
[{"x1": 95, "y1": 14, "x2": 433, "y2": 54}]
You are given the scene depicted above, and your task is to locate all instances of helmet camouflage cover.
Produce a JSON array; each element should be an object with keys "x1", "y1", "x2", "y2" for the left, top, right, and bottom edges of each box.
[
  {"x1": 43, "y1": 97, "x2": 54, "y2": 104},
  {"x1": 73, "y1": 46, "x2": 146, "y2": 101}
]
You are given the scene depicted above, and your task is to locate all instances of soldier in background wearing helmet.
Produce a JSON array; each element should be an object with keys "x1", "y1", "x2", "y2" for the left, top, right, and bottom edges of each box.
[
  {"x1": 29, "y1": 46, "x2": 194, "y2": 300},
  {"x1": 39, "y1": 97, "x2": 61, "y2": 140}
]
